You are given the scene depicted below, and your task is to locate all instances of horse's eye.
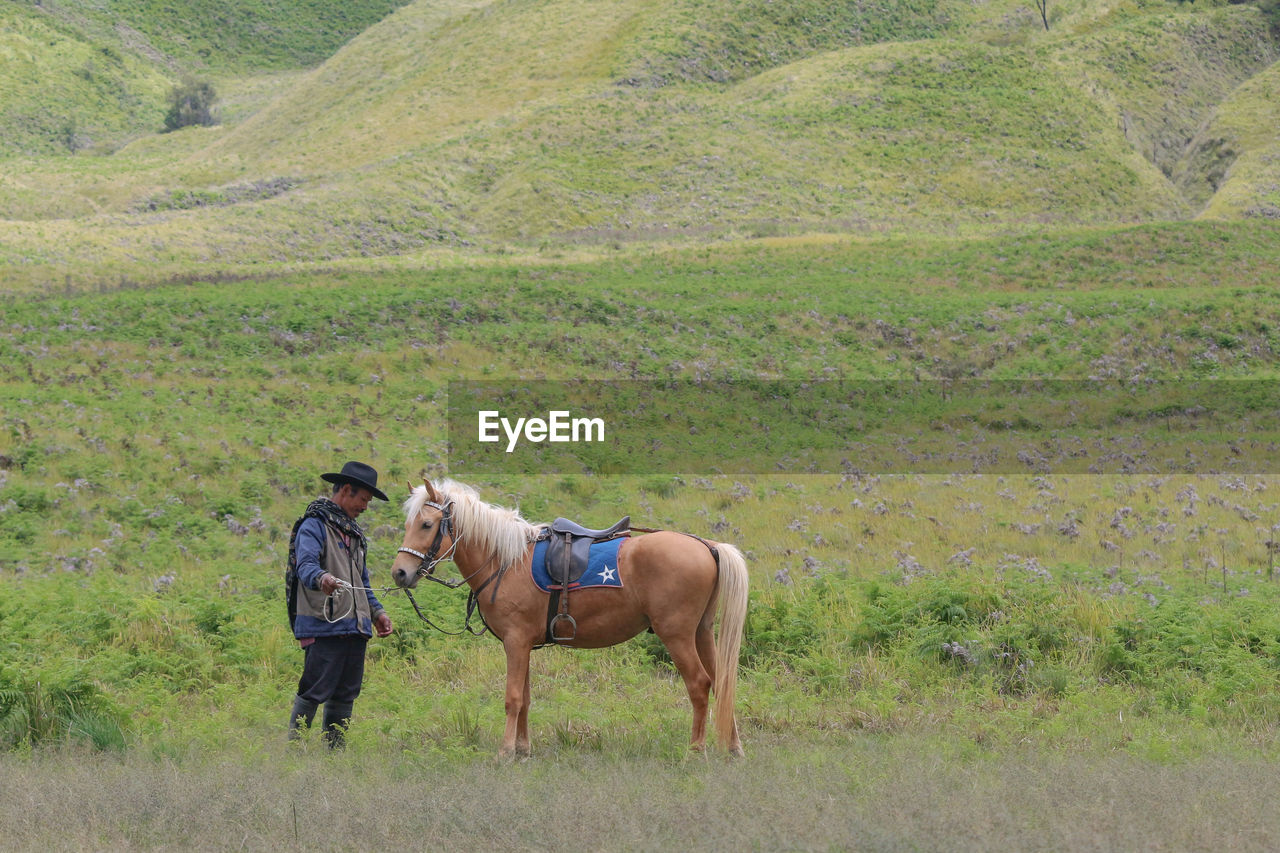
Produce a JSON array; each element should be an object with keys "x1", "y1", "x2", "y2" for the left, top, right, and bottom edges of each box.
[{"x1": 421, "y1": 521, "x2": 434, "y2": 531}]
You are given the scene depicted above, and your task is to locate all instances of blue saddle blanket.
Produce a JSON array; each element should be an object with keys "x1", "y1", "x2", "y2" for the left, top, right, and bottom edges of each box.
[{"x1": 531, "y1": 536, "x2": 626, "y2": 592}]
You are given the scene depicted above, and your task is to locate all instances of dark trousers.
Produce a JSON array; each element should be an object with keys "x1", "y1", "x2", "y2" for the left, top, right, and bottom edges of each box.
[{"x1": 297, "y1": 635, "x2": 368, "y2": 705}]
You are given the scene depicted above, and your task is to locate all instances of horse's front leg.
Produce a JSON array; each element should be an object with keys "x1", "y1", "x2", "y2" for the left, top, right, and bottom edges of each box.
[
  {"x1": 516, "y1": 662, "x2": 532, "y2": 756},
  {"x1": 500, "y1": 641, "x2": 532, "y2": 759}
]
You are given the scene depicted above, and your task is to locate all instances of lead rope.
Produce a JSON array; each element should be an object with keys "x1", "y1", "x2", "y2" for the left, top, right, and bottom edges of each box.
[{"x1": 321, "y1": 579, "x2": 399, "y2": 623}]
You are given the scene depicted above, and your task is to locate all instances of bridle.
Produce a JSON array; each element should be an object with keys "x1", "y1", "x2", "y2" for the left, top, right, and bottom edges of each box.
[
  {"x1": 397, "y1": 498, "x2": 460, "y2": 586},
  {"x1": 395, "y1": 497, "x2": 493, "y2": 637}
]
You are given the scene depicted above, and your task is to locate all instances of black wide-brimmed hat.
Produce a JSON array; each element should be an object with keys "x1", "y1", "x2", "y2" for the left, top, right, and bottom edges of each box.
[{"x1": 321, "y1": 461, "x2": 389, "y2": 501}]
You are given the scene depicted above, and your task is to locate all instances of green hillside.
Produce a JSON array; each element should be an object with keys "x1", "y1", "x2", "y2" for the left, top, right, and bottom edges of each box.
[
  {"x1": 0, "y1": 0, "x2": 410, "y2": 157},
  {"x1": 26, "y1": 0, "x2": 412, "y2": 72},
  {"x1": 608, "y1": 0, "x2": 961, "y2": 86},
  {"x1": 1186, "y1": 59, "x2": 1280, "y2": 218},
  {"x1": 0, "y1": 0, "x2": 1278, "y2": 287},
  {"x1": 0, "y1": 8, "x2": 172, "y2": 157}
]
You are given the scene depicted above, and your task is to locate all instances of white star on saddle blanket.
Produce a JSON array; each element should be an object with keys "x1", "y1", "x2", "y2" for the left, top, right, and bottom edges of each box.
[{"x1": 598, "y1": 564, "x2": 616, "y2": 583}]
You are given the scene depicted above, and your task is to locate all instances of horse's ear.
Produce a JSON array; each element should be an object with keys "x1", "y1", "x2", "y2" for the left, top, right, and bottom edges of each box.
[
  {"x1": 406, "y1": 480, "x2": 414, "y2": 494},
  {"x1": 423, "y1": 477, "x2": 440, "y2": 503}
]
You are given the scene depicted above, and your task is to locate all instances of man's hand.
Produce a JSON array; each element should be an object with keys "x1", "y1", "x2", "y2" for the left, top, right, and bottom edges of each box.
[
  {"x1": 320, "y1": 573, "x2": 340, "y2": 595},
  {"x1": 374, "y1": 611, "x2": 393, "y2": 638}
]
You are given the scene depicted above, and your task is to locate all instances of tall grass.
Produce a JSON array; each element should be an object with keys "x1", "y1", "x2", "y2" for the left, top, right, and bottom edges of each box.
[
  {"x1": 3, "y1": 737, "x2": 1280, "y2": 850},
  {"x1": 0, "y1": 672, "x2": 125, "y2": 751}
]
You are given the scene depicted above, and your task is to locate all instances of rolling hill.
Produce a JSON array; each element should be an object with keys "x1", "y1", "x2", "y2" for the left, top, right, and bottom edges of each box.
[{"x1": 0, "y1": 0, "x2": 1277, "y2": 289}]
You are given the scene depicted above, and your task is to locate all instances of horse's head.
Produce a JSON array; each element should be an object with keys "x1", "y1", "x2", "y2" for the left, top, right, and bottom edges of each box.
[{"x1": 391, "y1": 479, "x2": 457, "y2": 589}]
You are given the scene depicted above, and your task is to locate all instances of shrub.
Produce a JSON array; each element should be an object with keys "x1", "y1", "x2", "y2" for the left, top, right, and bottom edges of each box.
[
  {"x1": 741, "y1": 594, "x2": 820, "y2": 667},
  {"x1": 163, "y1": 77, "x2": 218, "y2": 132},
  {"x1": 853, "y1": 578, "x2": 1006, "y2": 651}
]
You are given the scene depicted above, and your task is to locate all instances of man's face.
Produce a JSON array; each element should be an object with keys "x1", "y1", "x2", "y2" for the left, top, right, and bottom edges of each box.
[{"x1": 334, "y1": 484, "x2": 374, "y2": 518}]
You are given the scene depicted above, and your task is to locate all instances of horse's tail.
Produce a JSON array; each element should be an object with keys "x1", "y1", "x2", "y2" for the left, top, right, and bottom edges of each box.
[{"x1": 713, "y1": 542, "x2": 748, "y2": 755}]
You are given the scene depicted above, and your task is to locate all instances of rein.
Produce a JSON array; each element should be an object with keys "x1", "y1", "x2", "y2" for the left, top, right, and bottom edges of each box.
[
  {"x1": 403, "y1": 583, "x2": 491, "y2": 637},
  {"x1": 402, "y1": 556, "x2": 506, "y2": 637}
]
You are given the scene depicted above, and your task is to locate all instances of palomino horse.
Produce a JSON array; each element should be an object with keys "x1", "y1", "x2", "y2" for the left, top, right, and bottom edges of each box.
[{"x1": 390, "y1": 478, "x2": 748, "y2": 758}]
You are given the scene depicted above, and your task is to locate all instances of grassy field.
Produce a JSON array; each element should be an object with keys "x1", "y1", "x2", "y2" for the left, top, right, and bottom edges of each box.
[{"x1": 4, "y1": 225, "x2": 1280, "y2": 847}]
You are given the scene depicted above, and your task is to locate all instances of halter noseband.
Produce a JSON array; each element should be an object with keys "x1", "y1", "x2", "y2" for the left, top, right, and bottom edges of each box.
[{"x1": 398, "y1": 499, "x2": 458, "y2": 581}]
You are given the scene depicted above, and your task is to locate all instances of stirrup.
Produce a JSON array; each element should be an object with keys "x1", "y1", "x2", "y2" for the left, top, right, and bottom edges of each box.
[{"x1": 548, "y1": 612, "x2": 577, "y2": 643}]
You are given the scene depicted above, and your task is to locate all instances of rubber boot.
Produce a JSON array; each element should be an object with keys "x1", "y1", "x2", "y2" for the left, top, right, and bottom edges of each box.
[
  {"x1": 322, "y1": 701, "x2": 353, "y2": 750},
  {"x1": 288, "y1": 695, "x2": 318, "y2": 741}
]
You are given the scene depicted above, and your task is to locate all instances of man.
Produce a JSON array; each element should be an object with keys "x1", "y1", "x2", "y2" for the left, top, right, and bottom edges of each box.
[{"x1": 285, "y1": 461, "x2": 394, "y2": 747}]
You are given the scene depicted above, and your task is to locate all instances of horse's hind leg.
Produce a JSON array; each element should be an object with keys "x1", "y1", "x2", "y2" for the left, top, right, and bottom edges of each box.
[
  {"x1": 659, "y1": 632, "x2": 713, "y2": 751},
  {"x1": 695, "y1": 604, "x2": 718, "y2": 687}
]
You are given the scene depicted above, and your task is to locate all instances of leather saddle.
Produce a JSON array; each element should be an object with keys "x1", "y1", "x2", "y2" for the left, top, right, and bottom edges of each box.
[
  {"x1": 545, "y1": 512, "x2": 629, "y2": 584},
  {"x1": 544, "y1": 516, "x2": 631, "y2": 587},
  {"x1": 541, "y1": 515, "x2": 630, "y2": 645}
]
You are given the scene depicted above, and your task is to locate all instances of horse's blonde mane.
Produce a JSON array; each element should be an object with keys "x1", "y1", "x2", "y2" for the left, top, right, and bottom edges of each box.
[{"x1": 404, "y1": 479, "x2": 542, "y2": 570}]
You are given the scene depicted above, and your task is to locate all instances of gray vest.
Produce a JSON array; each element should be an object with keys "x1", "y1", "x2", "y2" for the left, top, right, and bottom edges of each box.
[{"x1": 295, "y1": 519, "x2": 372, "y2": 631}]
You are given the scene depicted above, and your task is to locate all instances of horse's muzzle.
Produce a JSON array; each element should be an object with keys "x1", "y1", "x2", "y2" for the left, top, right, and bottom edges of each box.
[{"x1": 390, "y1": 562, "x2": 418, "y2": 589}]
